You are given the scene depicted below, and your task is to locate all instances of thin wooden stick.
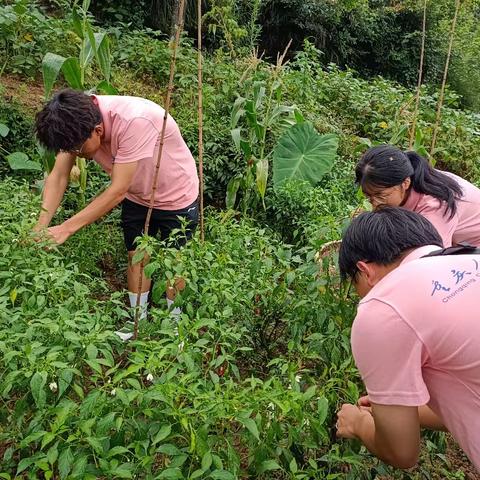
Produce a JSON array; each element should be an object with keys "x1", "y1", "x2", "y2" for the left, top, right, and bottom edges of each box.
[
  {"x1": 133, "y1": 0, "x2": 187, "y2": 341},
  {"x1": 430, "y1": 0, "x2": 461, "y2": 157},
  {"x1": 409, "y1": 0, "x2": 427, "y2": 149},
  {"x1": 197, "y1": 0, "x2": 205, "y2": 242}
]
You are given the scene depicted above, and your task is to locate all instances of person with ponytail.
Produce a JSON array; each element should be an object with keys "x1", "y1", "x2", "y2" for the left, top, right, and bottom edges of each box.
[{"x1": 355, "y1": 145, "x2": 480, "y2": 247}]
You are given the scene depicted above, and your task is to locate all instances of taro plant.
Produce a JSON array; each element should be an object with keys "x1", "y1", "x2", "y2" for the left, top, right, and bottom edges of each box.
[
  {"x1": 228, "y1": 72, "x2": 298, "y2": 212},
  {"x1": 228, "y1": 77, "x2": 339, "y2": 213}
]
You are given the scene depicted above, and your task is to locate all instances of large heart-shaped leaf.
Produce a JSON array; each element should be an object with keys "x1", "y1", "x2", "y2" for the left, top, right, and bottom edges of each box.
[
  {"x1": 7, "y1": 152, "x2": 42, "y2": 171},
  {"x1": 273, "y1": 122, "x2": 338, "y2": 188}
]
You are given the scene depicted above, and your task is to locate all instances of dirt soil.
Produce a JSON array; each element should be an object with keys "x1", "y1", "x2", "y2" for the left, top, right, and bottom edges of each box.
[{"x1": 1, "y1": 74, "x2": 45, "y2": 112}]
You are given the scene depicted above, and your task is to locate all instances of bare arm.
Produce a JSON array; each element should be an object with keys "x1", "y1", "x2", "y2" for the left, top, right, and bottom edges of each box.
[
  {"x1": 37, "y1": 152, "x2": 75, "y2": 228},
  {"x1": 418, "y1": 405, "x2": 447, "y2": 431},
  {"x1": 48, "y1": 161, "x2": 138, "y2": 244},
  {"x1": 358, "y1": 395, "x2": 446, "y2": 431},
  {"x1": 337, "y1": 403, "x2": 421, "y2": 469}
]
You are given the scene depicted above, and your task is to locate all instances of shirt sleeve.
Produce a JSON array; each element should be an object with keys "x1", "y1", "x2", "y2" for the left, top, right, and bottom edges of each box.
[
  {"x1": 114, "y1": 117, "x2": 159, "y2": 164},
  {"x1": 352, "y1": 299, "x2": 430, "y2": 406},
  {"x1": 417, "y1": 200, "x2": 459, "y2": 247}
]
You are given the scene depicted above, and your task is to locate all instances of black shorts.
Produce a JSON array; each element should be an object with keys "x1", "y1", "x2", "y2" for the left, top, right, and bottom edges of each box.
[{"x1": 121, "y1": 198, "x2": 199, "y2": 251}]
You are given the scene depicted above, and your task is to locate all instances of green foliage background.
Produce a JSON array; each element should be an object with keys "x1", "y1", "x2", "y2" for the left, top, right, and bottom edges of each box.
[{"x1": 0, "y1": 0, "x2": 479, "y2": 478}]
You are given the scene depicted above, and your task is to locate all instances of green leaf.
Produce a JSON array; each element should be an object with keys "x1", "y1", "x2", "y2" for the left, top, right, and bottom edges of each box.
[
  {"x1": 94, "y1": 33, "x2": 111, "y2": 82},
  {"x1": 20, "y1": 431, "x2": 46, "y2": 447},
  {"x1": 157, "y1": 468, "x2": 183, "y2": 479},
  {"x1": 303, "y1": 385, "x2": 316, "y2": 400},
  {"x1": 152, "y1": 424, "x2": 172, "y2": 445},
  {"x1": 209, "y1": 470, "x2": 234, "y2": 480},
  {"x1": 85, "y1": 359, "x2": 103, "y2": 375},
  {"x1": 107, "y1": 446, "x2": 130, "y2": 458},
  {"x1": 71, "y1": 8, "x2": 83, "y2": 39},
  {"x1": 289, "y1": 458, "x2": 298, "y2": 473},
  {"x1": 237, "y1": 417, "x2": 259, "y2": 441},
  {"x1": 58, "y1": 369, "x2": 73, "y2": 398},
  {"x1": 61, "y1": 57, "x2": 83, "y2": 90},
  {"x1": 7, "y1": 152, "x2": 42, "y2": 171},
  {"x1": 30, "y1": 371, "x2": 47, "y2": 408},
  {"x1": 47, "y1": 442, "x2": 59, "y2": 465},
  {"x1": 258, "y1": 460, "x2": 282, "y2": 474},
  {"x1": 82, "y1": 22, "x2": 97, "y2": 68},
  {"x1": 230, "y1": 128, "x2": 242, "y2": 152},
  {"x1": 157, "y1": 444, "x2": 181, "y2": 456},
  {"x1": 0, "y1": 123, "x2": 9, "y2": 137},
  {"x1": 86, "y1": 436, "x2": 104, "y2": 453},
  {"x1": 255, "y1": 157, "x2": 268, "y2": 203},
  {"x1": 226, "y1": 176, "x2": 241, "y2": 210},
  {"x1": 86, "y1": 344, "x2": 98, "y2": 359},
  {"x1": 201, "y1": 451, "x2": 212, "y2": 471},
  {"x1": 317, "y1": 396, "x2": 329, "y2": 425},
  {"x1": 42, "y1": 52, "x2": 66, "y2": 99},
  {"x1": 58, "y1": 447, "x2": 74, "y2": 479},
  {"x1": 97, "y1": 80, "x2": 118, "y2": 95},
  {"x1": 273, "y1": 122, "x2": 338, "y2": 188},
  {"x1": 16, "y1": 457, "x2": 36, "y2": 475}
]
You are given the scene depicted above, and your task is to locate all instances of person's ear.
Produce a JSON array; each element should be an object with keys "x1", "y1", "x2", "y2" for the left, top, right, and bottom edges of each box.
[
  {"x1": 402, "y1": 176, "x2": 411, "y2": 190},
  {"x1": 94, "y1": 124, "x2": 104, "y2": 137},
  {"x1": 356, "y1": 261, "x2": 376, "y2": 287}
]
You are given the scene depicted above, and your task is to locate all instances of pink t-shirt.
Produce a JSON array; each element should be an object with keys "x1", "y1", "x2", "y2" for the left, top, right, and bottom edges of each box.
[
  {"x1": 92, "y1": 95, "x2": 199, "y2": 210},
  {"x1": 403, "y1": 172, "x2": 480, "y2": 247},
  {"x1": 352, "y1": 245, "x2": 480, "y2": 470}
]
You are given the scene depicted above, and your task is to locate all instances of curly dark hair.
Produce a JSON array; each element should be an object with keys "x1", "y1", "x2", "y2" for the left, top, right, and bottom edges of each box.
[{"x1": 35, "y1": 88, "x2": 102, "y2": 153}]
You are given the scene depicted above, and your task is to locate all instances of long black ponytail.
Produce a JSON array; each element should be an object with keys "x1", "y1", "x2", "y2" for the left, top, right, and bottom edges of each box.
[{"x1": 356, "y1": 145, "x2": 463, "y2": 219}]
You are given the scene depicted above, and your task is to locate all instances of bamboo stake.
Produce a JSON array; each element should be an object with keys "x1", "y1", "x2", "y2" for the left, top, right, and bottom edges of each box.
[
  {"x1": 430, "y1": 0, "x2": 461, "y2": 157},
  {"x1": 133, "y1": 0, "x2": 187, "y2": 341},
  {"x1": 409, "y1": 0, "x2": 427, "y2": 149},
  {"x1": 197, "y1": 0, "x2": 205, "y2": 242}
]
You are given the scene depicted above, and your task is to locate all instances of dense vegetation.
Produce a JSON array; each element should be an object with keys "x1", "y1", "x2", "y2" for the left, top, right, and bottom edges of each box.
[{"x1": 1, "y1": 0, "x2": 479, "y2": 478}]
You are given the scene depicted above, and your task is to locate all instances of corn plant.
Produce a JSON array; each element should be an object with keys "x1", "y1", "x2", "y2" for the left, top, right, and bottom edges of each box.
[
  {"x1": 41, "y1": 0, "x2": 115, "y2": 99},
  {"x1": 39, "y1": 0, "x2": 116, "y2": 204}
]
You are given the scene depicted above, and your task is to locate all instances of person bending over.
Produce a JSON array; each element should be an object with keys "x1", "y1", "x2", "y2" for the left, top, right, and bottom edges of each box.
[
  {"x1": 336, "y1": 207, "x2": 480, "y2": 471},
  {"x1": 356, "y1": 145, "x2": 480, "y2": 246},
  {"x1": 35, "y1": 89, "x2": 199, "y2": 339}
]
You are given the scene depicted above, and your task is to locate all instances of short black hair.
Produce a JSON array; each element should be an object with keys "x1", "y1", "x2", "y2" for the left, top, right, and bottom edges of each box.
[
  {"x1": 339, "y1": 207, "x2": 443, "y2": 281},
  {"x1": 35, "y1": 88, "x2": 102, "y2": 153}
]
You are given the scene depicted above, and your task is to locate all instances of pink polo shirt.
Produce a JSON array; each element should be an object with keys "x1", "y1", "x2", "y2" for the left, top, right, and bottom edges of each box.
[
  {"x1": 92, "y1": 95, "x2": 199, "y2": 210},
  {"x1": 403, "y1": 172, "x2": 480, "y2": 247},
  {"x1": 352, "y1": 245, "x2": 480, "y2": 470}
]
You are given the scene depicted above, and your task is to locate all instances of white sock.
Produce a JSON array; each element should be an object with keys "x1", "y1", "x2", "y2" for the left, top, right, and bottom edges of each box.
[
  {"x1": 167, "y1": 297, "x2": 182, "y2": 322},
  {"x1": 128, "y1": 291, "x2": 149, "y2": 320}
]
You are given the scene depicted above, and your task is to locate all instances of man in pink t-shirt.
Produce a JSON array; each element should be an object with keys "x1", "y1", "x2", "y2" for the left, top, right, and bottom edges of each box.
[
  {"x1": 336, "y1": 207, "x2": 480, "y2": 471},
  {"x1": 34, "y1": 89, "x2": 199, "y2": 338}
]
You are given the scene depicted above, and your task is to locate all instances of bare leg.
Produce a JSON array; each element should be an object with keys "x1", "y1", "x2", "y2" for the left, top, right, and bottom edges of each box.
[{"x1": 127, "y1": 250, "x2": 151, "y2": 294}]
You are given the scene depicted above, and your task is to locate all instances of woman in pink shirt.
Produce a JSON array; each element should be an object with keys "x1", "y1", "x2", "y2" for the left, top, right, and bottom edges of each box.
[{"x1": 356, "y1": 145, "x2": 480, "y2": 246}]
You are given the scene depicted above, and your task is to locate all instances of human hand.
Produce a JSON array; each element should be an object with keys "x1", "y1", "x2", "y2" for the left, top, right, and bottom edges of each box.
[
  {"x1": 46, "y1": 224, "x2": 72, "y2": 245},
  {"x1": 31, "y1": 223, "x2": 49, "y2": 243},
  {"x1": 357, "y1": 395, "x2": 371, "y2": 407},
  {"x1": 336, "y1": 403, "x2": 371, "y2": 439}
]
